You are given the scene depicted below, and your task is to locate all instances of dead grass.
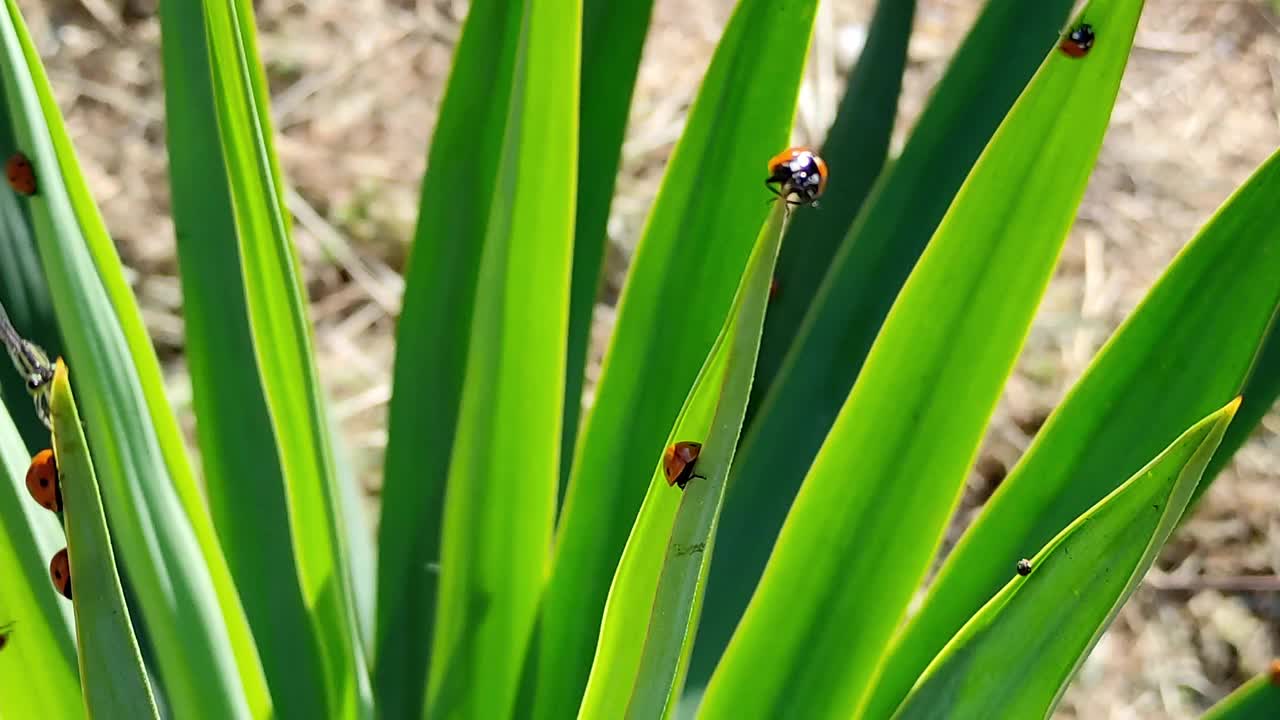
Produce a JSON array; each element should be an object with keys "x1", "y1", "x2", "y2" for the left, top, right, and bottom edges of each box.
[{"x1": 14, "y1": 0, "x2": 1280, "y2": 716}]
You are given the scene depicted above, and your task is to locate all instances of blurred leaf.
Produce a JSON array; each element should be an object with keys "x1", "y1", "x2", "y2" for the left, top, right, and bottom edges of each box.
[
  {"x1": 534, "y1": 1, "x2": 818, "y2": 715},
  {"x1": 580, "y1": 203, "x2": 788, "y2": 719},
  {"x1": 748, "y1": 0, "x2": 914, "y2": 421},
  {"x1": 196, "y1": 0, "x2": 373, "y2": 715},
  {"x1": 0, "y1": 2, "x2": 272, "y2": 716},
  {"x1": 0, "y1": 398, "x2": 79, "y2": 717},
  {"x1": 1201, "y1": 670, "x2": 1280, "y2": 720},
  {"x1": 693, "y1": 0, "x2": 1078, "y2": 684},
  {"x1": 157, "y1": 2, "x2": 329, "y2": 716},
  {"x1": 867, "y1": 143, "x2": 1280, "y2": 718},
  {"x1": 699, "y1": 2, "x2": 1143, "y2": 717},
  {"x1": 424, "y1": 0, "x2": 579, "y2": 716},
  {"x1": 892, "y1": 400, "x2": 1238, "y2": 719},
  {"x1": 50, "y1": 360, "x2": 159, "y2": 719},
  {"x1": 375, "y1": 0, "x2": 523, "y2": 716},
  {"x1": 561, "y1": 0, "x2": 656, "y2": 488}
]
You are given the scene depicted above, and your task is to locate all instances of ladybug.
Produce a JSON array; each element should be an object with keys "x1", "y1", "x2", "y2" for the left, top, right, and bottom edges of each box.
[
  {"x1": 765, "y1": 147, "x2": 827, "y2": 207},
  {"x1": 1060, "y1": 23, "x2": 1094, "y2": 58},
  {"x1": 50, "y1": 548, "x2": 72, "y2": 600},
  {"x1": 1016, "y1": 558, "x2": 1033, "y2": 576},
  {"x1": 26, "y1": 448, "x2": 62, "y2": 513},
  {"x1": 663, "y1": 441, "x2": 705, "y2": 490},
  {"x1": 1271, "y1": 658, "x2": 1280, "y2": 687},
  {"x1": 0, "y1": 622, "x2": 12, "y2": 651},
  {"x1": 6, "y1": 153, "x2": 36, "y2": 196}
]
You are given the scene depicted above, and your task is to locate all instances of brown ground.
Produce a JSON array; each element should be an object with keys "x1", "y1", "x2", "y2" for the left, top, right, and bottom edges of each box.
[{"x1": 14, "y1": 0, "x2": 1280, "y2": 717}]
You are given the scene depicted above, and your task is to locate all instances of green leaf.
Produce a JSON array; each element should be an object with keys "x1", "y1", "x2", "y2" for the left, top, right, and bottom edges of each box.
[
  {"x1": 157, "y1": 2, "x2": 329, "y2": 717},
  {"x1": 693, "y1": 0, "x2": 1078, "y2": 684},
  {"x1": 1201, "y1": 671, "x2": 1280, "y2": 720},
  {"x1": 865, "y1": 143, "x2": 1280, "y2": 718},
  {"x1": 698, "y1": 2, "x2": 1142, "y2": 717},
  {"x1": 892, "y1": 399, "x2": 1239, "y2": 719},
  {"x1": 1201, "y1": 310, "x2": 1280, "y2": 502},
  {"x1": 534, "y1": 1, "x2": 818, "y2": 714},
  {"x1": 195, "y1": 0, "x2": 372, "y2": 715},
  {"x1": 0, "y1": 3, "x2": 272, "y2": 717},
  {"x1": 561, "y1": 0, "x2": 656, "y2": 488},
  {"x1": 748, "y1": 0, "x2": 913, "y2": 420},
  {"x1": 0, "y1": 399, "x2": 79, "y2": 717},
  {"x1": 375, "y1": 0, "x2": 523, "y2": 716},
  {"x1": 579, "y1": 203, "x2": 788, "y2": 719},
  {"x1": 0, "y1": 135, "x2": 64, "y2": 451},
  {"x1": 424, "y1": 0, "x2": 579, "y2": 716},
  {"x1": 51, "y1": 360, "x2": 159, "y2": 719}
]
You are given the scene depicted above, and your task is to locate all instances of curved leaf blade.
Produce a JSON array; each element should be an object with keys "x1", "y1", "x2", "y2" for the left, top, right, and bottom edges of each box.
[
  {"x1": 1201, "y1": 670, "x2": 1280, "y2": 720},
  {"x1": 699, "y1": 2, "x2": 1144, "y2": 717},
  {"x1": 51, "y1": 360, "x2": 159, "y2": 719},
  {"x1": 867, "y1": 143, "x2": 1280, "y2": 718},
  {"x1": 579, "y1": 204, "x2": 789, "y2": 719},
  {"x1": 892, "y1": 399, "x2": 1238, "y2": 719},
  {"x1": 535, "y1": 1, "x2": 819, "y2": 714}
]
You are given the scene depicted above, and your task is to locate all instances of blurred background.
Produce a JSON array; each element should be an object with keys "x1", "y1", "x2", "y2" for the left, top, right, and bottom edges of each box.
[{"x1": 11, "y1": 0, "x2": 1280, "y2": 716}]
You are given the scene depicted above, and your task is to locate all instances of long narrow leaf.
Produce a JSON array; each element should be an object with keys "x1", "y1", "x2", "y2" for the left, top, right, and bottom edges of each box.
[
  {"x1": 375, "y1": 0, "x2": 524, "y2": 716},
  {"x1": 424, "y1": 0, "x2": 580, "y2": 716},
  {"x1": 579, "y1": 203, "x2": 789, "y2": 719},
  {"x1": 0, "y1": 3, "x2": 271, "y2": 716},
  {"x1": 0, "y1": 401, "x2": 79, "y2": 717},
  {"x1": 626, "y1": 203, "x2": 789, "y2": 718},
  {"x1": 50, "y1": 360, "x2": 159, "y2": 719},
  {"x1": 157, "y1": 2, "x2": 329, "y2": 717},
  {"x1": 198, "y1": 0, "x2": 373, "y2": 715},
  {"x1": 892, "y1": 399, "x2": 1238, "y2": 719},
  {"x1": 692, "y1": 0, "x2": 1078, "y2": 684},
  {"x1": 699, "y1": 2, "x2": 1143, "y2": 717},
  {"x1": 561, "y1": 0, "x2": 657, "y2": 487},
  {"x1": 535, "y1": 2, "x2": 819, "y2": 714},
  {"x1": 865, "y1": 143, "x2": 1280, "y2": 718}
]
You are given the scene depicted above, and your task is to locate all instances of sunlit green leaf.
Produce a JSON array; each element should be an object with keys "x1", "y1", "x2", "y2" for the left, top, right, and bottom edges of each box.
[
  {"x1": 892, "y1": 400, "x2": 1237, "y2": 719},
  {"x1": 699, "y1": 2, "x2": 1143, "y2": 717}
]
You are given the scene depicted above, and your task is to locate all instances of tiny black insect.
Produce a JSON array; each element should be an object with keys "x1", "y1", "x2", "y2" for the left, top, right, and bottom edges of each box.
[{"x1": 1016, "y1": 558, "x2": 1033, "y2": 576}]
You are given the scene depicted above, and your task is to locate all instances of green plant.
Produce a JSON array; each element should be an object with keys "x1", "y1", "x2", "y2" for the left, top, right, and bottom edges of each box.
[{"x1": 0, "y1": 0, "x2": 1276, "y2": 719}]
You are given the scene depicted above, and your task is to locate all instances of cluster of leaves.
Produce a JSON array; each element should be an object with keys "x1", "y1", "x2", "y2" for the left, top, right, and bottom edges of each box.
[{"x1": 0, "y1": 0, "x2": 1276, "y2": 718}]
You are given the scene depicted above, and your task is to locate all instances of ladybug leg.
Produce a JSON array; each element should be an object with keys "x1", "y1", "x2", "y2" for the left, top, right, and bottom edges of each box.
[{"x1": 680, "y1": 473, "x2": 707, "y2": 490}]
